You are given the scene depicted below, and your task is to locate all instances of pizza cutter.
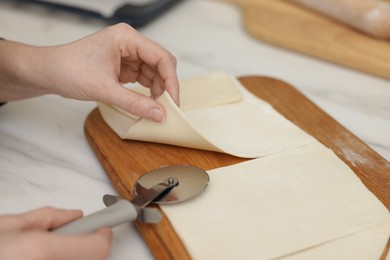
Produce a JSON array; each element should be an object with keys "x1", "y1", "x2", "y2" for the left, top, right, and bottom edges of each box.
[{"x1": 54, "y1": 165, "x2": 209, "y2": 235}]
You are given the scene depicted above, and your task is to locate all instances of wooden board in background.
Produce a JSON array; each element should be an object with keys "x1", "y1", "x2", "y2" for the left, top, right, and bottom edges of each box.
[
  {"x1": 84, "y1": 76, "x2": 390, "y2": 259},
  {"x1": 226, "y1": 0, "x2": 390, "y2": 80}
]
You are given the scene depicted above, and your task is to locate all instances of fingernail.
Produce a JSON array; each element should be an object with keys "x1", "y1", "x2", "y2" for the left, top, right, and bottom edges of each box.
[
  {"x1": 176, "y1": 97, "x2": 180, "y2": 107},
  {"x1": 148, "y1": 108, "x2": 165, "y2": 122}
]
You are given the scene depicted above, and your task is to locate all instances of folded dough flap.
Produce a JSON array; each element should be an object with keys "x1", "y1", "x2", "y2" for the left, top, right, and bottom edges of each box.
[
  {"x1": 98, "y1": 71, "x2": 315, "y2": 158},
  {"x1": 98, "y1": 71, "x2": 242, "y2": 152}
]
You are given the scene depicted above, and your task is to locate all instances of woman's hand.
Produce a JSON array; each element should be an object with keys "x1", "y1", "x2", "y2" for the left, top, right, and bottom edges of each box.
[
  {"x1": 0, "y1": 207, "x2": 112, "y2": 260},
  {"x1": 0, "y1": 23, "x2": 180, "y2": 122}
]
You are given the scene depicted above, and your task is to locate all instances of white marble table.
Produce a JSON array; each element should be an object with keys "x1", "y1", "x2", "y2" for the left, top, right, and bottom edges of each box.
[{"x1": 0, "y1": 1, "x2": 389, "y2": 259}]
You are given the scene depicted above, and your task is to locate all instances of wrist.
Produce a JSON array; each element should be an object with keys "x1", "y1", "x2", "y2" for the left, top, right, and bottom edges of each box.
[{"x1": 0, "y1": 40, "x2": 52, "y2": 100}]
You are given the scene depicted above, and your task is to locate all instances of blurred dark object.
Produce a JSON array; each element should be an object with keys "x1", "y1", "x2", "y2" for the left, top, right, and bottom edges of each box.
[{"x1": 13, "y1": 0, "x2": 183, "y2": 27}]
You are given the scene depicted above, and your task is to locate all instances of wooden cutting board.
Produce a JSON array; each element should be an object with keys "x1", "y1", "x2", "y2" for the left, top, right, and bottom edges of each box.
[
  {"x1": 84, "y1": 76, "x2": 390, "y2": 259},
  {"x1": 224, "y1": 0, "x2": 390, "y2": 80}
]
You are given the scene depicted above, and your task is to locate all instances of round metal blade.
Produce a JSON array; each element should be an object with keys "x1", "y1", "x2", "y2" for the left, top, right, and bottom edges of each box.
[{"x1": 134, "y1": 165, "x2": 209, "y2": 205}]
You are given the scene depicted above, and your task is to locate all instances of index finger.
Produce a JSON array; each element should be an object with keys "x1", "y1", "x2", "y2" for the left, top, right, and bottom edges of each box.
[
  {"x1": 138, "y1": 42, "x2": 179, "y2": 105},
  {"x1": 123, "y1": 27, "x2": 180, "y2": 105},
  {"x1": 0, "y1": 207, "x2": 83, "y2": 232}
]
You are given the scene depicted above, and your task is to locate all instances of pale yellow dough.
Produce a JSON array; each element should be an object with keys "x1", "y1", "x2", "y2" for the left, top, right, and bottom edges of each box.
[
  {"x1": 98, "y1": 72, "x2": 315, "y2": 158},
  {"x1": 284, "y1": 221, "x2": 390, "y2": 260},
  {"x1": 98, "y1": 72, "x2": 390, "y2": 259},
  {"x1": 161, "y1": 143, "x2": 390, "y2": 259}
]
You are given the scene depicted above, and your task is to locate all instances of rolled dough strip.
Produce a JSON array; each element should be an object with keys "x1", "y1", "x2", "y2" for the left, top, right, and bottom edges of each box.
[{"x1": 291, "y1": 0, "x2": 390, "y2": 39}]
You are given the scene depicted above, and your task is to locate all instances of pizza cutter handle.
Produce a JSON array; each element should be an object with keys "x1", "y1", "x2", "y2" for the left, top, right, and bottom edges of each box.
[{"x1": 53, "y1": 199, "x2": 138, "y2": 235}]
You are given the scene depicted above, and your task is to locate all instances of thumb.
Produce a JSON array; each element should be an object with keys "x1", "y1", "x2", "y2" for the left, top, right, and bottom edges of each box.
[{"x1": 105, "y1": 84, "x2": 167, "y2": 122}]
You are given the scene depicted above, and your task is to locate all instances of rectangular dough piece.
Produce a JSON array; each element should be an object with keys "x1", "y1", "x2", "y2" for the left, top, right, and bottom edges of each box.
[
  {"x1": 161, "y1": 142, "x2": 390, "y2": 259},
  {"x1": 283, "y1": 221, "x2": 390, "y2": 259}
]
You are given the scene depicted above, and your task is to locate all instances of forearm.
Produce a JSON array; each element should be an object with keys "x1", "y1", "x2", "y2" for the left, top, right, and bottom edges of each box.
[{"x1": 0, "y1": 40, "x2": 54, "y2": 101}]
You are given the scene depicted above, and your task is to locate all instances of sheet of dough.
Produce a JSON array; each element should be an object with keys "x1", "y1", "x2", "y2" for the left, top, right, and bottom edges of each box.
[
  {"x1": 98, "y1": 72, "x2": 315, "y2": 158},
  {"x1": 161, "y1": 142, "x2": 390, "y2": 259},
  {"x1": 283, "y1": 221, "x2": 390, "y2": 260}
]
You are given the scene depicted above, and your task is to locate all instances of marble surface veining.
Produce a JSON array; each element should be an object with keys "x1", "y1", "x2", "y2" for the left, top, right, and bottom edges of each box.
[{"x1": 0, "y1": 0, "x2": 389, "y2": 259}]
